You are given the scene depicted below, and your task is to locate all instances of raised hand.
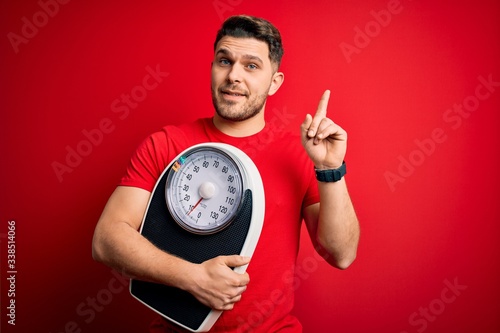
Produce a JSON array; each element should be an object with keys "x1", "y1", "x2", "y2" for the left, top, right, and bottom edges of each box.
[{"x1": 301, "y1": 90, "x2": 347, "y2": 169}]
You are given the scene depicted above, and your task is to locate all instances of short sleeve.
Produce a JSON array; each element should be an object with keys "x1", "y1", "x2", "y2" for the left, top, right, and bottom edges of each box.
[
  {"x1": 302, "y1": 169, "x2": 320, "y2": 209},
  {"x1": 118, "y1": 134, "x2": 164, "y2": 191},
  {"x1": 119, "y1": 125, "x2": 189, "y2": 192}
]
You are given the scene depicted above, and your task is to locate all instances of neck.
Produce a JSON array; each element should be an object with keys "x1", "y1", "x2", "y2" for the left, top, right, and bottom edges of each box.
[{"x1": 213, "y1": 112, "x2": 265, "y2": 137}]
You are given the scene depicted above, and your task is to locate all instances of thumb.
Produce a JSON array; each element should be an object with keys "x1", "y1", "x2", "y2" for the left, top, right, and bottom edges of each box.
[
  {"x1": 301, "y1": 114, "x2": 313, "y2": 132},
  {"x1": 301, "y1": 114, "x2": 313, "y2": 144},
  {"x1": 221, "y1": 255, "x2": 251, "y2": 268}
]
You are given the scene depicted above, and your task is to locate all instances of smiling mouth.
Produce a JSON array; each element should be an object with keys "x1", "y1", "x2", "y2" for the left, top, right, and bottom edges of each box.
[{"x1": 221, "y1": 88, "x2": 247, "y2": 97}]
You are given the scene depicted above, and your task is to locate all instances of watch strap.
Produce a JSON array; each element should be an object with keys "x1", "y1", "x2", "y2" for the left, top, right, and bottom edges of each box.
[{"x1": 315, "y1": 161, "x2": 346, "y2": 182}]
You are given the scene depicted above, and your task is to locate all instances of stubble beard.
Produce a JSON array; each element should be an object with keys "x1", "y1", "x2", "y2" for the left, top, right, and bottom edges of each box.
[{"x1": 211, "y1": 85, "x2": 269, "y2": 122}]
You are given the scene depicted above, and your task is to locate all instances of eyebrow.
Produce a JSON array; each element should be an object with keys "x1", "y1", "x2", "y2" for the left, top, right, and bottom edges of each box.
[{"x1": 215, "y1": 48, "x2": 264, "y2": 65}]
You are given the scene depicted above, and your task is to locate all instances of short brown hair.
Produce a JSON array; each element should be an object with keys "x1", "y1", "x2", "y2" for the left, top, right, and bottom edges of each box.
[{"x1": 214, "y1": 15, "x2": 284, "y2": 69}]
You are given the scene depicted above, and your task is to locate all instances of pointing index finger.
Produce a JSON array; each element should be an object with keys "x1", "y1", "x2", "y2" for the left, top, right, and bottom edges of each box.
[
  {"x1": 315, "y1": 90, "x2": 331, "y2": 117},
  {"x1": 307, "y1": 90, "x2": 331, "y2": 138}
]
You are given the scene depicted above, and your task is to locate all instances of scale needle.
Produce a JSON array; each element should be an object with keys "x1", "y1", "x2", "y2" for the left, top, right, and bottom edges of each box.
[{"x1": 187, "y1": 198, "x2": 203, "y2": 215}]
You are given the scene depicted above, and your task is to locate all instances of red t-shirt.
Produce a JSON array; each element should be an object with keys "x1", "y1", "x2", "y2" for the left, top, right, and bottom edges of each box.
[{"x1": 120, "y1": 118, "x2": 320, "y2": 332}]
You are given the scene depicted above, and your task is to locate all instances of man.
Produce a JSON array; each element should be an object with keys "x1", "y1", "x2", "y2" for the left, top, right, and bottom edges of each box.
[{"x1": 92, "y1": 15, "x2": 359, "y2": 332}]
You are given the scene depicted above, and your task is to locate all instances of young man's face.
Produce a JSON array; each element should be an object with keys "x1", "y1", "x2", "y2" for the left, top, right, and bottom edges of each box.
[{"x1": 211, "y1": 36, "x2": 281, "y2": 122}]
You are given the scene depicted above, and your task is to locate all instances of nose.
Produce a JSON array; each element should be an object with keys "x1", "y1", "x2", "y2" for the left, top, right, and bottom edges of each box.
[{"x1": 227, "y1": 63, "x2": 244, "y2": 83}]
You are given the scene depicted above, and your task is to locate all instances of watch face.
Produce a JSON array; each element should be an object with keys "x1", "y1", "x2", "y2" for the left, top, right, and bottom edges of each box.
[{"x1": 165, "y1": 147, "x2": 244, "y2": 234}]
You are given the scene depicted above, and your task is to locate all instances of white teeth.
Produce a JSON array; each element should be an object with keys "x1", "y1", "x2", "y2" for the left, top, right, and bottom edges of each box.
[{"x1": 223, "y1": 91, "x2": 243, "y2": 96}]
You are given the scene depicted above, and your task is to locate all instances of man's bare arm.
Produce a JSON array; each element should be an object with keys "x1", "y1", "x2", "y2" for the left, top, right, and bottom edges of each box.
[
  {"x1": 92, "y1": 186, "x2": 250, "y2": 310},
  {"x1": 301, "y1": 90, "x2": 360, "y2": 269}
]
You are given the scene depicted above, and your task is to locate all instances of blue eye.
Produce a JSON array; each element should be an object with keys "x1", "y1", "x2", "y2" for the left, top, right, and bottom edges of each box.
[
  {"x1": 247, "y1": 64, "x2": 257, "y2": 70},
  {"x1": 219, "y1": 58, "x2": 231, "y2": 66}
]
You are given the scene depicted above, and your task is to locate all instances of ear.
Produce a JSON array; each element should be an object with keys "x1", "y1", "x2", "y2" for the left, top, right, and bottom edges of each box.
[{"x1": 268, "y1": 71, "x2": 284, "y2": 96}]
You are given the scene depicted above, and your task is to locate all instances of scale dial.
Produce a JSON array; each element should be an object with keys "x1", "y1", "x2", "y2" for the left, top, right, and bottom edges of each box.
[{"x1": 165, "y1": 147, "x2": 245, "y2": 234}]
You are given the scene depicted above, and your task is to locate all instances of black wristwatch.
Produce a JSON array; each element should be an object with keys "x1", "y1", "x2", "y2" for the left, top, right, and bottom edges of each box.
[{"x1": 315, "y1": 161, "x2": 346, "y2": 182}]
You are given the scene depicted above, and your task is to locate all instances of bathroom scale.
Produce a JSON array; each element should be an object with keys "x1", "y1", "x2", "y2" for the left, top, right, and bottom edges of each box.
[{"x1": 130, "y1": 142, "x2": 265, "y2": 332}]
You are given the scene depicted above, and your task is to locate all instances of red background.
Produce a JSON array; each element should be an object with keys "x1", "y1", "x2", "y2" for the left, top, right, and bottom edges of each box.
[{"x1": 1, "y1": 0, "x2": 499, "y2": 332}]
